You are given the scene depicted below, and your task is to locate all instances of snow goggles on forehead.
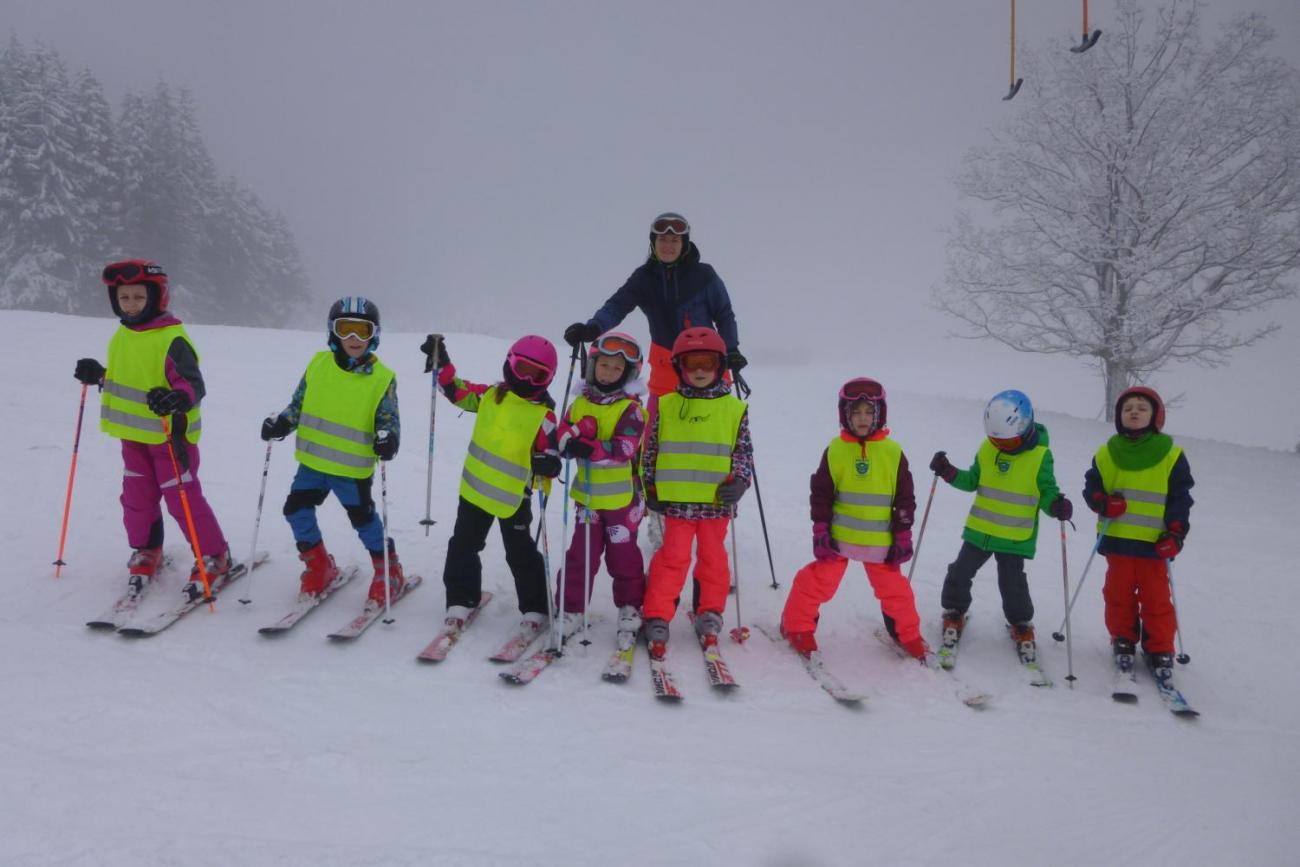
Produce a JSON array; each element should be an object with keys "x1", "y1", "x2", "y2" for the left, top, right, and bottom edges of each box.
[
  {"x1": 331, "y1": 317, "x2": 376, "y2": 341},
  {"x1": 508, "y1": 354, "x2": 552, "y2": 385},
  {"x1": 102, "y1": 261, "x2": 166, "y2": 287},
  {"x1": 592, "y1": 334, "x2": 642, "y2": 364},
  {"x1": 651, "y1": 216, "x2": 690, "y2": 236},
  {"x1": 840, "y1": 379, "x2": 885, "y2": 402},
  {"x1": 679, "y1": 351, "x2": 721, "y2": 372}
]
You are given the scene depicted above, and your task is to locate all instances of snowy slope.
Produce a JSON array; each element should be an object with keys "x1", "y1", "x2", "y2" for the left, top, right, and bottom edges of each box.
[{"x1": 1, "y1": 309, "x2": 1297, "y2": 867}]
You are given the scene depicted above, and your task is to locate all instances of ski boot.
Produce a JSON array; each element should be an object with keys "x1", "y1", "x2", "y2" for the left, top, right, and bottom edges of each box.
[
  {"x1": 644, "y1": 617, "x2": 670, "y2": 659},
  {"x1": 1010, "y1": 621, "x2": 1038, "y2": 665},
  {"x1": 366, "y1": 543, "x2": 406, "y2": 605},
  {"x1": 693, "y1": 609, "x2": 723, "y2": 648},
  {"x1": 1145, "y1": 650, "x2": 1176, "y2": 686},
  {"x1": 1113, "y1": 637, "x2": 1137, "y2": 674},
  {"x1": 298, "y1": 542, "x2": 341, "y2": 597},
  {"x1": 183, "y1": 546, "x2": 231, "y2": 601},
  {"x1": 782, "y1": 628, "x2": 819, "y2": 659},
  {"x1": 937, "y1": 609, "x2": 965, "y2": 668},
  {"x1": 126, "y1": 546, "x2": 164, "y2": 597}
]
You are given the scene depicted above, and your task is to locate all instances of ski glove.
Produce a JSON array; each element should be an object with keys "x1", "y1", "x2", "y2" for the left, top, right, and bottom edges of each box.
[
  {"x1": 726, "y1": 349, "x2": 748, "y2": 373},
  {"x1": 261, "y1": 414, "x2": 293, "y2": 441},
  {"x1": 562, "y1": 438, "x2": 595, "y2": 460},
  {"x1": 1048, "y1": 495, "x2": 1074, "y2": 522},
  {"x1": 1089, "y1": 491, "x2": 1127, "y2": 519},
  {"x1": 812, "y1": 522, "x2": 838, "y2": 561},
  {"x1": 374, "y1": 429, "x2": 399, "y2": 461},
  {"x1": 929, "y1": 451, "x2": 957, "y2": 482},
  {"x1": 74, "y1": 358, "x2": 106, "y2": 386},
  {"x1": 563, "y1": 321, "x2": 601, "y2": 348},
  {"x1": 716, "y1": 477, "x2": 746, "y2": 507},
  {"x1": 886, "y1": 528, "x2": 914, "y2": 565},
  {"x1": 1154, "y1": 520, "x2": 1186, "y2": 560},
  {"x1": 420, "y1": 334, "x2": 451, "y2": 374},
  {"x1": 146, "y1": 387, "x2": 191, "y2": 416},
  {"x1": 531, "y1": 453, "x2": 561, "y2": 479}
]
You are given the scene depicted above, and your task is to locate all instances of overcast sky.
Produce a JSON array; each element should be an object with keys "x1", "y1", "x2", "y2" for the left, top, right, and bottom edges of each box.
[{"x1": 8, "y1": 1, "x2": 1300, "y2": 448}]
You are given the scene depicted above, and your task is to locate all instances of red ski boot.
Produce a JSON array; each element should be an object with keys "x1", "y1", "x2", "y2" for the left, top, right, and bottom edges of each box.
[
  {"x1": 126, "y1": 547, "x2": 163, "y2": 595},
  {"x1": 298, "y1": 542, "x2": 340, "y2": 596},
  {"x1": 367, "y1": 547, "x2": 406, "y2": 605}
]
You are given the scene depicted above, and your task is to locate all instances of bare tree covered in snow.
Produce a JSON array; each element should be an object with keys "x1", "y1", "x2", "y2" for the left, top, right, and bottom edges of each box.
[{"x1": 936, "y1": 0, "x2": 1300, "y2": 418}]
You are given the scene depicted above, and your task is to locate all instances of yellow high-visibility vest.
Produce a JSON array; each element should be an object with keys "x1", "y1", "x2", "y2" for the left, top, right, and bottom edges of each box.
[
  {"x1": 101, "y1": 324, "x2": 202, "y2": 445},
  {"x1": 294, "y1": 351, "x2": 394, "y2": 479},
  {"x1": 963, "y1": 440, "x2": 1046, "y2": 542},
  {"x1": 654, "y1": 392, "x2": 745, "y2": 504},
  {"x1": 460, "y1": 387, "x2": 549, "y2": 518},
  {"x1": 569, "y1": 395, "x2": 642, "y2": 510},
  {"x1": 1094, "y1": 445, "x2": 1182, "y2": 543},
  {"x1": 827, "y1": 437, "x2": 900, "y2": 548}
]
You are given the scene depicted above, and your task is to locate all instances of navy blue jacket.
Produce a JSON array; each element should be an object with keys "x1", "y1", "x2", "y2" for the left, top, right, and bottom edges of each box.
[{"x1": 588, "y1": 242, "x2": 740, "y2": 352}]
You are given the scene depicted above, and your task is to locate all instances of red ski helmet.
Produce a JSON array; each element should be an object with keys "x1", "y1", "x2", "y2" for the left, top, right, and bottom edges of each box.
[
  {"x1": 1114, "y1": 386, "x2": 1165, "y2": 434},
  {"x1": 103, "y1": 259, "x2": 169, "y2": 321},
  {"x1": 671, "y1": 326, "x2": 726, "y2": 386}
]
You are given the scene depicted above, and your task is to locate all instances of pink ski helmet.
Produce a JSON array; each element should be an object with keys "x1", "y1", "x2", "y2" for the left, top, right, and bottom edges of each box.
[{"x1": 505, "y1": 334, "x2": 558, "y2": 388}]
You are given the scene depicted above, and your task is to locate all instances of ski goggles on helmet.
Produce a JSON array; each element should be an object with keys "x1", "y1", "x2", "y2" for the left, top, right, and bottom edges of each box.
[
  {"x1": 508, "y1": 353, "x2": 552, "y2": 385},
  {"x1": 839, "y1": 378, "x2": 885, "y2": 402},
  {"x1": 988, "y1": 434, "x2": 1024, "y2": 452},
  {"x1": 102, "y1": 261, "x2": 166, "y2": 287},
  {"x1": 331, "y1": 317, "x2": 376, "y2": 341},
  {"x1": 592, "y1": 333, "x2": 643, "y2": 364},
  {"x1": 678, "y1": 351, "x2": 721, "y2": 372},
  {"x1": 651, "y1": 216, "x2": 690, "y2": 236}
]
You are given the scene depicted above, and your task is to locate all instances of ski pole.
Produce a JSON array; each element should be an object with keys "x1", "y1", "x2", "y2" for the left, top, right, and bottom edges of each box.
[
  {"x1": 1052, "y1": 518, "x2": 1110, "y2": 641},
  {"x1": 53, "y1": 383, "x2": 89, "y2": 577},
  {"x1": 1069, "y1": 0, "x2": 1102, "y2": 53},
  {"x1": 378, "y1": 451, "x2": 395, "y2": 624},
  {"x1": 237, "y1": 436, "x2": 274, "y2": 605},
  {"x1": 906, "y1": 474, "x2": 939, "y2": 583},
  {"x1": 538, "y1": 341, "x2": 584, "y2": 546},
  {"x1": 1059, "y1": 520, "x2": 1076, "y2": 686},
  {"x1": 580, "y1": 460, "x2": 593, "y2": 647},
  {"x1": 538, "y1": 486, "x2": 556, "y2": 647},
  {"x1": 728, "y1": 504, "x2": 750, "y2": 643},
  {"x1": 1167, "y1": 559, "x2": 1191, "y2": 665},
  {"x1": 1003, "y1": 0, "x2": 1023, "y2": 99},
  {"x1": 161, "y1": 417, "x2": 214, "y2": 610},
  {"x1": 550, "y1": 342, "x2": 584, "y2": 649},
  {"x1": 419, "y1": 334, "x2": 443, "y2": 535},
  {"x1": 732, "y1": 372, "x2": 780, "y2": 590}
]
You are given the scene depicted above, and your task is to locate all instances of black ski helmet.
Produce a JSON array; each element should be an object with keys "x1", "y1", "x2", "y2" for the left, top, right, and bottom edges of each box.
[{"x1": 327, "y1": 296, "x2": 381, "y2": 353}]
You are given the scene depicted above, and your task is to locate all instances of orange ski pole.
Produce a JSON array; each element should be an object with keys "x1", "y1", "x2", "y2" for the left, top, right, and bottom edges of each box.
[
  {"x1": 53, "y1": 383, "x2": 89, "y2": 577},
  {"x1": 161, "y1": 417, "x2": 214, "y2": 609},
  {"x1": 1004, "y1": 0, "x2": 1023, "y2": 100}
]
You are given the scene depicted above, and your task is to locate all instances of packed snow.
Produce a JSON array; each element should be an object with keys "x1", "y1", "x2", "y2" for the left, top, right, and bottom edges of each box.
[{"x1": 2, "y1": 309, "x2": 1297, "y2": 867}]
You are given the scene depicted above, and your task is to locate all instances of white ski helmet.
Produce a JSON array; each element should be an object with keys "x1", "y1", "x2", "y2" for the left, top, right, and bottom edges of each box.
[{"x1": 984, "y1": 390, "x2": 1034, "y2": 440}]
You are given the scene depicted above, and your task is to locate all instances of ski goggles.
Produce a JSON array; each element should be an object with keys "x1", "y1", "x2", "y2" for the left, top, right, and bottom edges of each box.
[
  {"x1": 839, "y1": 378, "x2": 885, "y2": 402},
  {"x1": 678, "y1": 351, "x2": 721, "y2": 372},
  {"x1": 591, "y1": 333, "x2": 643, "y2": 364},
  {"x1": 331, "y1": 317, "x2": 376, "y2": 341},
  {"x1": 651, "y1": 215, "x2": 690, "y2": 236},
  {"x1": 988, "y1": 434, "x2": 1024, "y2": 452},
  {"x1": 102, "y1": 261, "x2": 166, "y2": 287},
  {"x1": 508, "y1": 353, "x2": 552, "y2": 385}
]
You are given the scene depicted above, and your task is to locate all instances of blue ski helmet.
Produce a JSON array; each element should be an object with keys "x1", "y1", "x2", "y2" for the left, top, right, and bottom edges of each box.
[
  {"x1": 327, "y1": 296, "x2": 381, "y2": 353},
  {"x1": 984, "y1": 390, "x2": 1034, "y2": 440}
]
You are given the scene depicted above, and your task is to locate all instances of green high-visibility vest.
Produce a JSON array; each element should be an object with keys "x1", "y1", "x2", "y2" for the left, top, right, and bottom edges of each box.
[
  {"x1": 569, "y1": 395, "x2": 642, "y2": 510},
  {"x1": 294, "y1": 351, "x2": 394, "y2": 479},
  {"x1": 460, "y1": 386, "x2": 549, "y2": 518},
  {"x1": 654, "y1": 392, "x2": 745, "y2": 504},
  {"x1": 827, "y1": 437, "x2": 900, "y2": 548},
  {"x1": 100, "y1": 324, "x2": 202, "y2": 445},
  {"x1": 1094, "y1": 444, "x2": 1182, "y2": 543},
  {"x1": 964, "y1": 439, "x2": 1046, "y2": 542}
]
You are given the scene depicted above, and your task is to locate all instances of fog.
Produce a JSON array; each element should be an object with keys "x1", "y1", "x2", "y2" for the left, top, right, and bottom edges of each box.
[{"x1": 8, "y1": 0, "x2": 1300, "y2": 448}]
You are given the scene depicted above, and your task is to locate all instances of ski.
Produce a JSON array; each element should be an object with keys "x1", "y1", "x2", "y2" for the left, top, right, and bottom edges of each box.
[
  {"x1": 326, "y1": 574, "x2": 423, "y2": 641},
  {"x1": 257, "y1": 565, "x2": 360, "y2": 635},
  {"x1": 648, "y1": 651, "x2": 683, "y2": 701},
  {"x1": 500, "y1": 645, "x2": 561, "y2": 685},
  {"x1": 488, "y1": 620, "x2": 549, "y2": 663},
  {"x1": 1111, "y1": 652, "x2": 1139, "y2": 703},
  {"x1": 86, "y1": 555, "x2": 175, "y2": 630},
  {"x1": 755, "y1": 624, "x2": 865, "y2": 704},
  {"x1": 873, "y1": 627, "x2": 992, "y2": 709},
  {"x1": 117, "y1": 552, "x2": 269, "y2": 637},
  {"x1": 1008, "y1": 625, "x2": 1053, "y2": 687},
  {"x1": 601, "y1": 629, "x2": 640, "y2": 683},
  {"x1": 688, "y1": 611, "x2": 739, "y2": 690},
  {"x1": 415, "y1": 591, "x2": 493, "y2": 663},
  {"x1": 1147, "y1": 656, "x2": 1200, "y2": 718}
]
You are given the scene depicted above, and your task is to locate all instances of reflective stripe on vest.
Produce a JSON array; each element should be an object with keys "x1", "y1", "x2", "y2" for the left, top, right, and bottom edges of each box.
[
  {"x1": 459, "y1": 387, "x2": 549, "y2": 518},
  {"x1": 569, "y1": 396, "x2": 641, "y2": 510},
  {"x1": 654, "y1": 392, "x2": 745, "y2": 504},
  {"x1": 100, "y1": 324, "x2": 202, "y2": 444},
  {"x1": 827, "y1": 437, "x2": 900, "y2": 548},
  {"x1": 964, "y1": 440, "x2": 1046, "y2": 542},
  {"x1": 1094, "y1": 444, "x2": 1181, "y2": 543},
  {"x1": 293, "y1": 351, "x2": 394, "y2": 479}
]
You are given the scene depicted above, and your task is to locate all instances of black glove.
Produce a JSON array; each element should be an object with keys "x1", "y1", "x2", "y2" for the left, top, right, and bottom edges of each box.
[
  {"x1": 1048, "y1": 494, "x2": 1073, "y2": 522},
  {"x1": 726, "y1": 349, "x2": 748, "y2": 373},
  {"x1": 374, "y1": 429, "x2": 399, "y2": 461},
  {"x1": 146, "y1": 387, "x2": 191, "y2": 416},
  {"x1": 563, "y1": 321, "x2": 601, "y2": 347},
  {"x1": 717, "y1": 477, "x2": 746, "y2": 506},
  {"x1": 644, "y1": 487, "x2": 663, "y2": 513},
  {"x1": 261, "y1": 414, "x2": 293, "y2": 441},
  {"x1": 562, "y1": 438, "x2": 595, "y2": 460},
  {"x1": 74, "y1": 358, "x2": 106, "y2": 386},
  {"x1": 420, "y1": 334, "x2": 451, "y2": 374},
  {"x1": 531, "y1": 453, "x2": 561, "y2": 478},
  {"x1": 929, "y1": 451, "x2": 957, "y2": 482}
]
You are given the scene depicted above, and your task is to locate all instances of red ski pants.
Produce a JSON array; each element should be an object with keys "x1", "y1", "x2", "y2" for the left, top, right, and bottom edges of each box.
[
  {"x1": 1102, "y1": 554, "x2": 1177, "y2": 654},
  {"x1": 643, "y1": 516, "x2": 731, "y2": 621},
  {"x1": 781, "y1": 557, "x2": 922, "y2": 644}
]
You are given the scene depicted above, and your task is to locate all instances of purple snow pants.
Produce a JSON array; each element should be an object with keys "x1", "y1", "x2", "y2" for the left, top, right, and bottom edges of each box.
[
  {"x1": 556, "y1": 500, "x2": 646, "y2": 614},
  {"x1": 120, "y1": 439, "x2": 227, "y2": 553}
]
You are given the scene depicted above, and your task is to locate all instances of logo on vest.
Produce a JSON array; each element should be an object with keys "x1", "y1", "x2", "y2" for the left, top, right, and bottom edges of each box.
[
  {"x1": 997, "y1": 460, "x2": 1011, "y2": 473},
  {"x1": 854, "y1": 458, "x2": 870, "y2": 476},
  {"x1": 686, "y1": 415, "x2": 710, "y2": 423}
]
